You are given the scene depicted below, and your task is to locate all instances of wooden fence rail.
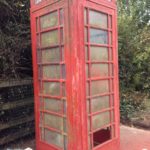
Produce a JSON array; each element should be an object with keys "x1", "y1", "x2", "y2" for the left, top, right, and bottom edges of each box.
[{"x1": 0, "y1": 79, "x2": 35, "y2": 145}]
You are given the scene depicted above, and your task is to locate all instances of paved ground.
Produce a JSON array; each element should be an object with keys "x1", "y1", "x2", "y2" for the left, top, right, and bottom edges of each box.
[
  {"x1": 2, "y1": 126, "x2": 150, "y2": 150},
  {"x1": 120, "y1": 125, "x2": 150, "y2": 150}
]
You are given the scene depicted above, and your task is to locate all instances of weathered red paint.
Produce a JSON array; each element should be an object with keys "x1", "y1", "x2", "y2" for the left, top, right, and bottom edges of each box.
[{"x1": 30, "y1": 0, "x2": 120, "y2": 150}]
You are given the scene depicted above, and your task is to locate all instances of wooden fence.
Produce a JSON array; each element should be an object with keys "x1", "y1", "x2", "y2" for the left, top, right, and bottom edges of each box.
[{"x1": 0, "y1": 79, "x2": 34, "y2": 145}]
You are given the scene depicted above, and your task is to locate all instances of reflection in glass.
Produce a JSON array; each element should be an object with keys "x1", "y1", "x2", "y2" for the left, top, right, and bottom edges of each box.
[
  {"x1": 40, "y1": 11, "x2": 58, "y2": 29},
  {"x1": 43, "y1": 82, "x2": 60, "y2": 96},
  {"x1": 62, "y1": 65, "x2": 66, "y2": 79},
  {"x1": 44, "y1": 98, "x2": 63, "y2": 113},
  {"x1": 90, "y1": 46, "x2": 108, "y2": 61},
  {"x1": 87, "y1": 96, "x2": 110, "y2": 113},
  {"x1": 42, "y1": 48, "x2": 60, "y2": 63},
  {"x1": 60, "y1": 9, "x2": 64, "y2": 25},
  {"x1": 44, "y1": 113, "x2": 63, "y2": 130},
  {"x1": 44, "y1": 129, "x2": 63, "y2": 148},
  {"x1": 84, "y1": 28, "x2": 88, "y2": 42},
  {"x1": 91, "y1": 64, "x2": 109, "y2": 77},
  {"x1": 89, "y1": 10, "x2": 108, "y2": 28},
  {"x1": 90, "y1": 29, "x2": 108, "y2": 44},
  {"x1": 92, "y1": 111, "x2": 110, "y2": 130},
  {"x1": 85, "y1": 46, "x2": 88, "y2": 60},
  {"x1": 36, "y1": 34, "x2": 40, "y2": 48},
  {"x1": 91, "y1": 80, "x2": 109, "y2": 95},
  {"x1": 110, "y1": 32, "x2": 112, "y2": 45},
  {"x1": 41, "y1": 30, "x2": 58, "y2": 47},
  {"x1": 36, "y1": 18, "x2": 38, "y2": 32},
  {"x1": 62, "y1": 83, "x2": 66, "y2": 97},
  {"x1": 43, "y1": 65, "x2": 60, "y2": 79},
  {"x1": 60, "y1": 28, "x2": 64, "y2": 43}
]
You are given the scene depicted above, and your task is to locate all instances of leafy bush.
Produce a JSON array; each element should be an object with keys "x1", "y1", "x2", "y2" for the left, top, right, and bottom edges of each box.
[
  {"x1": 118, "y1": 0, "x2": 150, "y2": 92},
  {"x1": 118, "y1": 0, "x2": 150, "y2": 121},
  {"x1": 0, "y1": 0, "x2": 32, "y2": 79},
  {"x1": 120, "y1": 91, "x2": 148, "y2": 121}
]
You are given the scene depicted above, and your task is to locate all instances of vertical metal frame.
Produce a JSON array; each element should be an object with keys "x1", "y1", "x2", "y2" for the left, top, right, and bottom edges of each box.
[
  {"x1": 82, "y1": 1, "x2": 120, "y2": 150},
  {"x1": 30, "y1": 0, "x2": 119, "y2": 150},
  {"x1": 31, "y1": 1, "x2": 69, "y2": 150}
]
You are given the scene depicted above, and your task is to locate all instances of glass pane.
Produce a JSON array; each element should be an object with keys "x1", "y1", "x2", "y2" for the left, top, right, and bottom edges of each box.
[
  {"x1": 60, "y1": 9, "x2": 64, "y2": 25},
  {"x1": 88, "y1": 117, "x2": 91, "y2": 131},
  {"x1": 62, "y1": 47, "x2": 65, "y2": 61},
  {"x1": 86, "y1": 82, "x2": 90, "y2": 96},
  {"x1": 109, "y1": 48, "x2": 113, "y2": 61},
  {"x1": 43, "y1": 65, "x2": 60, "y2": 79},
  {"x1": 37, "y1": 51, "x2": 41, "y2": 63},
  {"x1": 62, "y1": 83, "x2": 66, "y2": 96},
  {"x1": 36, "y1": 18, "x2": 38, "y2": 32},
  {"x1": 85, "y1": 46, "x2": 88, "y2": 60},
  {"x1": 88, "y1": 135, "x2": 91, "y2": 150},
  {"x1": 64, "y1": 136, "x2": 67, "y2": 150},
  {"x1": 40, "y1": 127, "x2": 44, "y2": 140},
  {"x1": 38, "y1": 67, "x2": 42, "y2": 78},
  {"x1": 110, "y1": 16, "x2": 112, "y2": 29},
  {"x1": 62, "y1": 65, "x2": 66, "y2": 79},
  {"x1": 39, "y1": 98, "x2": 43, "y2": 109},
  {"x1": 89, "y1": 10, "x2": 108, "y2": 28},
  {"x1": 41, "y1": 30, "x2": 58, "y2": 47},
  {"x1": 92, "y1": 111, "x2": 110, "y2": 130},
  {"x1": 109, "y1": 64, "x2": 113, "y2": 76},
  {"x1": 44, "y1": 113, "x2": 63, "y2": 130},
  {"x1": 44, "y1": 129, "x2": 63, "y2": 148},
  {"x1": 43, "y1": 82, "x2": 60, "y2": 96},
  {"x1": 44, "y1": 98, "x2": 63, "y2": 113},
  {"x1": 111, "y1": 111, "x2": 114, "y2": 122},
  {"x1": 63, "y1": 118, "x2": 67, "y2": 133},
  {"x1": 40, "y1": 113, "x2": 43, "y2": 125},
  {"x1": 90, "y1": 46, "x2": 108, "y2": 61},
  {"x1": 40, "y1": 11, "x2": 58, "y2": 29},
  {"x1": 84, "y1": 28, "x2": 88, "y2": 42},
  {"x1": 60, "y1": 28, "x2": 64, "y2": 44},
  {"x1": 86, "y1": 64, "x2": 89, "y2": 78},
  {"x1": 91, "y1": 64, "x2": 109, "y2": 77},
  {"x1": 36, "y1": 34, "x2": 40, "y2": 48},
  {"x1": 35, "y1": 0, "x2": 42, "y2": 4},
  {"x1": 110, "y1": 32, "x2": 112, "y2": 45},
  {"x1": 84, "y1": 9, "x2": 87, "y2": 24},
  {"x1": 90, "y1": 29, "x2": 108, "y2": 44},
  {"x1": 91, "y1": 80, "x2": 109, "y2": 95},
  {"x1": 87, "y1": 96, "x2": 110, "y2": 113},
  {"x1": 42, "y1": 48, "x2": 60, "y2": 63}
]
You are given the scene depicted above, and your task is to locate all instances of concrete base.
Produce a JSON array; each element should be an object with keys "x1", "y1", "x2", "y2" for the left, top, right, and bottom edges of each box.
[{"x1": 120, "y1": 125, "x2": 150, "y2": 150}]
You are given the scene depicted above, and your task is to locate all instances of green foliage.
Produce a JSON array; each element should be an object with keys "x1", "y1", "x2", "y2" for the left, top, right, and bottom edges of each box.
[
  {"x1": 118, "y1": 0, "x2": 150, "y2": 121},
  {"x1": 120, "y1": 91, "x2": 148, "y2": 121},
  {"x1": 118, "y1": 0, "x2": 150, "y2": 92},
  {"x1": 0, "y1": 0, "x2": 31, "y2": 79}
]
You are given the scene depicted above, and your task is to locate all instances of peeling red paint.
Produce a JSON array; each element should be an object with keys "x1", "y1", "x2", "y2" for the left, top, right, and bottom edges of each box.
[{"x1": 30, "y1": 0, "x2": 119, "y2": 150}]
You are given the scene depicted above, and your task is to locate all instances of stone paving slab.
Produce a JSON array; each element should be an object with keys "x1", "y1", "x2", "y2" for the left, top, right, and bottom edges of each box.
[{"x1": 120, "y1": 126, "x2": 150, "y2": 150}]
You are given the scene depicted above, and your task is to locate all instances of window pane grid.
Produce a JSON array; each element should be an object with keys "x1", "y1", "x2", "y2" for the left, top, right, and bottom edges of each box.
[
  {"x1": 36, "y1": 25, "x2": 64, "y2": 34},
  {"x1": 89, "y1": 123, "x2": 115, "y2": 135},
  {"x1": 36, "y1": 8, "x2": 67, "y2": 149},
  {"x1": 87, "y1": 92, "x2": 114, "y2": 99},
  {"x1": 85, "y1": 8, "x2": 115, "y2": 149},
  {"x1": 85, "y1": 7, "x2": 94, "y2": 149},
  {"x1": 84, "y1": 24, "x2": 112, "y2": 32},
  {"x1": 88, "y1": 107, "x2": 114, "y2": 117}
]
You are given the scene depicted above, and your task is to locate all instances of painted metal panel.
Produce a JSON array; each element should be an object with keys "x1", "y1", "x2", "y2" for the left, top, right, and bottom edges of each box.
[{"x1": 30, "y1": 0, "x2": 119, "y2": 149}]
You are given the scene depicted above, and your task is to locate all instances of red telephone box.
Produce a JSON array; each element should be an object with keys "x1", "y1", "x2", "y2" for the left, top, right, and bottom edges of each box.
[{"x1": 30, "y1": 0, "x2": 120, "y2": 150}]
